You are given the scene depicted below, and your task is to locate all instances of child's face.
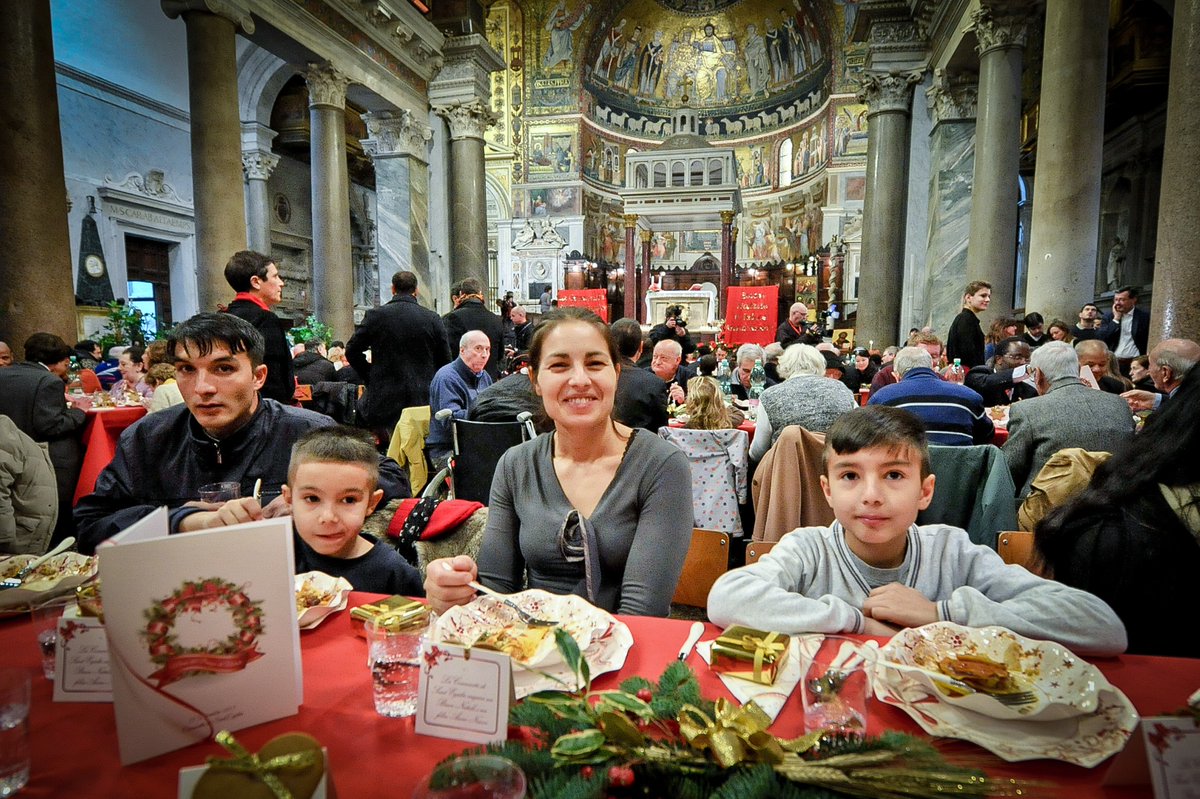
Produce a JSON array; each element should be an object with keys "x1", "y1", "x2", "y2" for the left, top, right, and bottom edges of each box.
[
  {"x1": 820, "y1": 445, "x2": 935, "y2": 567},
  {"x1": 283, "y1": 461, "x2": 383, "y2": 559}
]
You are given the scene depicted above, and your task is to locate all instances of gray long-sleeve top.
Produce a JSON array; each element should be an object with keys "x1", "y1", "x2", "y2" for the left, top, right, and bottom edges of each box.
[
  {"x1": 477, "y1": 430, "x2": 693, "y2": 617},
  {"x1": 707, "y1": 522, "x2": 1127, "y2": 656}
]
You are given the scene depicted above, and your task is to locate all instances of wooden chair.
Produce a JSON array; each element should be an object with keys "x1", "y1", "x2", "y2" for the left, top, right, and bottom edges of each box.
[
  {"x1": 293, "y1": 384, "x2": 313, "y2": 402},
  {"x1": 744, "y1": 540, "x2": 775, "y2": 565},
  {"x1": 671, "y1": 528, "x2": 730, "y2": 608},
  {"x1": 997, "y1": 530, "x2": 1044, "y2": 575}
]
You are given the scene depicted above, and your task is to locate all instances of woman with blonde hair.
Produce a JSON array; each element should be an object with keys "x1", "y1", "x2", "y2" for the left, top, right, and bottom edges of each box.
[
  {"x1": 1046, "y1": 319, "x2": 1074, "y2": 344},
  {"x1": 684, "y1": 375, "x2": 742, "y2": 429}
]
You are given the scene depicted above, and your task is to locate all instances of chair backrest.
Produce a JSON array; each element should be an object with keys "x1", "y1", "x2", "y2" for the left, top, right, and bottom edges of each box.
[
  {"x1": 918, "y1": 444, "x2": 1017, "y2": 549},
  {"x1": 997, "y1": 530, "x2": 1044, "y2": 575},
  {"x1": 751, "y1": 425, "x2": 833, "y2": 542},
  {"x1": 671, "y1": 528, "x2": 730, "y2": 607},
  {"x1": 658, "y1": 427, "x2": 749, "y2": 536},
  {"x1": 744, "y1": 540, "x2": 775, "y2": 565},
  {"x1": 309, "y1": 381, "x2": 359, "y2": 425},
  {"x1": 294, "y1": 384, "x2": 313, "y2": 402},
  {"x1": 79, "y1": 369, "x2": 102, "y2": 394},
  {"x1": 448, "y1": 416, "x2": 537, "y2": 504}
]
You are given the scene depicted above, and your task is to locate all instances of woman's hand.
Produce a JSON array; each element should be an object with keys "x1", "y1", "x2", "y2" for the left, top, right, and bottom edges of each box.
[{"x1": 424, "y1": 555, "x2": 479, "y2": 615}]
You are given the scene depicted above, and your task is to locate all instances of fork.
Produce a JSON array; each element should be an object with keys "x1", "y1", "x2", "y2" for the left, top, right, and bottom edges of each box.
[
  {"x1": 880, "y1": 659, "x2": 1037, "y2": 705},
  {"x1": 1, "y1": 537, "x2": 77, "y2": 589},
  {"x1": 468, "y1": 580, "x2": 558, "y2": 627}
]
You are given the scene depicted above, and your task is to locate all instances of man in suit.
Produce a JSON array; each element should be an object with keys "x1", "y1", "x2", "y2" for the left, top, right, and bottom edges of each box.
[
  {"x1": 1103, "y1": 285, "x2": 1151, "y2": 374},
  {"x1": 442, "y1": 277, "x2": 504, "y2": 380},
  {"x1": 0, "y1": 333, "x2": 91, "y2": 546},
  {"x1": 650, "y1": 338, "x2": 688, "y2": 406},
  {"x1": 347, "y1": 271, "x2": 452, "y2": 432},
  {"x1": 611, "y1": 318, "x2": 669, "y2": 432},
  {"x1": 1004, "y1": 341, "x2": 1135, "y2": 497},
  {"x1": 223, "y1": 250, "x2": 295, "y2": 405},
  {"x1": 964, "y1": 337, "x2": 1038, "y2": 406},
  {"x1": 1121, "y1": 338, "x2": 1200, "y2": 413}
]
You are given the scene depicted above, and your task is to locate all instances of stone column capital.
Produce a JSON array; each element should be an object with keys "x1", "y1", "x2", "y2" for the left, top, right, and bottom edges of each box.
[
  {"x1": 639, "y1": 229, "x2": 652, "y2": 243},
  {"x1": 969, "y1": 5, "x2": 1034, "y2": 55},
  {"x1": 429, "y1": 33, "x2": 504, "y2": 112},
  {"x1": 161, "y1": 0, "x2": 254, "y2": 32},
  {"x1": 432, "y1": 101, "x2": 496, "y2": 141},
  {"x1": 241, "y1": 150, "x2": 280, "y2": 181},
  {"x1": 926, "y1": 68, "x2": 979, "y2": 124},
  {"x1": 623, "y1": 213, "x2": 639, "y2": 228},
  {"x1": 857, "y1": 70, "x2": 924, "y2": 116},
  {"x1": 719, "y1": 210, "x2": 737, "y2": 225},
  {"x1": 305, "y1": 63, "x2": 351, "y2": 110},
  {"x1": 361, "y1": 109, "x2": 433, "y2": 161}
]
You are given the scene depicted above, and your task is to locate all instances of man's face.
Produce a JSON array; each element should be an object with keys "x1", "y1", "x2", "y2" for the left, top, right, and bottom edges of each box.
[
  {"x1": 0, "y1": 342, "x2": 12, "y2": 368},
  {"x1": 997, "y1": 342, "x2": 1032, "y2": 371},
  {"x1": 1080, "y1": 305, "x2": 1099, "y2": 321},
  {"x1": 91, "y1": 344, "x2": 102, "y2": 360},
  {"x1": 1148, "y1": 345, "x2": 1169, "y2": 391},
  {"x1": 1077, "y1": 349, "x2": 1109, "y2": 380},
  {"x1": 1027, "y1": 324, "x2": 1043, "y2": 339},
  {"x1": 789, "y1": 305, "x2": 807, "y2": 326},
  {"x1": 173, "y1": 341, "x2": 267, "y2": 438},
  {"x1": 511, "y1": 309, "x2": 526, "y2": 325},
  {"x1": 252, "y1": 262, "x2": 285, "y2": 307},
  {"x1": 460, "y1": 335, "x2": 491, "y2": 373},
  {"x1": 46, "y1": 357, "x2": 70, "y2": 379},
  {"x1": 918, "y1": 342, "x2": 941, "y2": 362},
  {"x1": 1113, "y1": 291, "x2": 1135, "y2": 314},
  {"x1": 736, "y1": 357, "x2": 755, "y2": 386},
  {"x1": 966, "y1": 288, "x2": 991, "y2": 312},
  {"x1": 651, "y1": 344, "x2": 681, "y2": 381}
]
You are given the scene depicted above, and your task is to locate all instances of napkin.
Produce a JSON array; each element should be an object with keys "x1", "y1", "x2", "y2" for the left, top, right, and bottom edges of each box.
[{"x1": 697, "y1": 636, "x2": 806, "y2": 722}]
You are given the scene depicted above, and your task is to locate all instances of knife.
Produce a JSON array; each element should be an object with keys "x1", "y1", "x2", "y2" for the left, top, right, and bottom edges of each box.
[{"x1": 678, "y1": 621, "x2": 704, "y2": 661}]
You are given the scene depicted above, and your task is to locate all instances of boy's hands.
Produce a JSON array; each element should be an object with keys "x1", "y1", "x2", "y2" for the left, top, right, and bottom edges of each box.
[
  {"x1": 862, "y1": 617, "x2": 901, "y2": 637},
  {"x1": 862, "y1": 583, "x2": 939, "y2": 628}
]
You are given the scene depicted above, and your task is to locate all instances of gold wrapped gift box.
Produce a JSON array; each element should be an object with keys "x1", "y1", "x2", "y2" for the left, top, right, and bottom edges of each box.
[
  {"x1": 710, "y1": 626, "x2": 791, "y2": 685},
  {"x1": 190, "y1": 731, "x2": 328, "y2": 799},
  {"x1": 348, "y1": 596, "x2": 427, "y2": 638}
]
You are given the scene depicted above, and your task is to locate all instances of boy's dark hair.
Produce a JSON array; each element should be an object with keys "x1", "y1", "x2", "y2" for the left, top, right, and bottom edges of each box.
[
  {"x1": 287, "y1": 426, "x2": 380, "y2": 487},
  {"x1": 698, "y1": 353, "x2": 718, "y2": 376},
  {"x1": 1023, "y1": 311, "x2": 1044, "y2": 328},
  {"x1": 224, "y1": 250, "x2": 274, "y2": 293},
  {"x1": 23, "y1": 332, "x2": 72, "y2": 365},
  {"x1": 391, "y1": 271, "x2": 418, "y2": 295},
  {"x1": 822, "y1": 406, "x2": 932, "y2": 478},
  {"x1": 168, "y1": 312, "x2": 266, "y2": 367}
]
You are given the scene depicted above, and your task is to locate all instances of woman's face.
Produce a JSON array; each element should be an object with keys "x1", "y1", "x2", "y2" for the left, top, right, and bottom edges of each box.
[
  {"x1": 118, "y1": 353, "x2": 142, "y2": 382},
  {"x1": 1049, "y1": 325, "x2": 1067, "y2": 341},
  {"x1": 1130, "y1": 360, "x2": 1149, "y2": 384},
  {"x1": 532, "y1": 322, "x2": 618, "y2": 429}
]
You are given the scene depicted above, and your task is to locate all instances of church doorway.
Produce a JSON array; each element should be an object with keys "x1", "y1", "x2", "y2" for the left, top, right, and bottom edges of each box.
[{"x1": 124, "y1": 235, "x2": 173, "y2": 331}]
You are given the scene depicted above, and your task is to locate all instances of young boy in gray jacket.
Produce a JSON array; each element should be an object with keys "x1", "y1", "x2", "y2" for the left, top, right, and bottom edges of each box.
[{"x1": 707, "y1": 405, "x2": 1127, "y2": 656}]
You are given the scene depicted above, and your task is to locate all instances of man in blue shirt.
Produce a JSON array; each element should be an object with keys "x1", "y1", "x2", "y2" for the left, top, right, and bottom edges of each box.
[
  {"x1": 870, "y1": 347, "x2": 994, "y2": 446},
  {"x1": 426, "y1": 330, "x2": 493, "y2": 466}
]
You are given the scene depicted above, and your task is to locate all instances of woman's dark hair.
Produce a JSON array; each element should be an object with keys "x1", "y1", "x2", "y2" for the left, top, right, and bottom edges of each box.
[
  {"x1": 23, "y1": 332, "x2": 72, "y2": 365},
  {"x1": 123, "y1": 344, "x2": 146, "y2": 366},
  {"x1": 528, "y1": 306, "x2": 619, "y2": 375},
  {"x1": 1037, "y1": 365, "x2": 1200, "y2": 565},
  {"x1": 167, "y1": 312, "x2": 266, "y2": 367}
]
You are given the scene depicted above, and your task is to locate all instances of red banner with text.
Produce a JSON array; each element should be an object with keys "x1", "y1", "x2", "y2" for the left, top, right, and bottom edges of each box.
[
  {"x1": 723, "y1": 285, "x2": 779, "y2": 346},
  {"x1": 557, "y1": 289, "x2": 609, "y2": 322}
]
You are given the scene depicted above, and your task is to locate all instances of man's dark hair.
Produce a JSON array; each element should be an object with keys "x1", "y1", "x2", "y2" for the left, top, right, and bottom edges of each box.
[
  {"x1": 1081, "y1": 302, "x2": 1099, "y2": 313},
  {"x1": 1115, "y1": 285, "x2": 1139, "y2": 299},
  {"x1": 287, "y1": 426, "x2": 379, "y2": 487},
  {"x1": 23, "y1": 332, "x2": 72, "y2": 365},
  {"x1": 168, "y1": 312, "x2": 266, "y2": 367},
  {"x1": 449, "y1": 280, "x2": 463, "y2": 299},
  {"x1": 224, "y1": 250, "x2": 274, "y2": 293},
  {"x1": 302, "y1": 339, "x2": 323, "y2": 353},
  {"x1": 610, "y1": 318, "x2": 643, "y2": 359},
  {"x1": 698, "y1": 354, "x2": 718, "y2": 376},
  {"x1": 696, "y1": 344, "x2": 712, "y2": 358},
  {"x1": 391, "y1": 271, "x2": 418, "y2": 295},
  {"x1": 459, "y1": 277, "x2": 483, "y2": 296},
  {"x1": 329, "y1": 340, "x2": 345, "y2": 349},
  {"x1": 822, "y1": 405, "x2": 932, "y2": 478},
  {"x1": 997, "y1": 336, "x2": 1027, "y2": 357},
  {"x1": 1023, "y1": 312, "x2": 1044, "y2": 328},
  {"x1": 76, "y1": 339, "x2": 98, "y2": 352}
]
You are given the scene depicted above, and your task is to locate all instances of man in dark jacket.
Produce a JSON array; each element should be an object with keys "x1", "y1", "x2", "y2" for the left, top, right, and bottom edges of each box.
[
  {"x1": 347, "y1": 271, "x2": 452, "y2": 431},
  {"x1": 223, "y1": 250, "x2": 295, "y2": 405},
  {"x1": 611, "y1": 319, "x2": 669, "y2": 432},
  {"x1": 964, "y1": 337, "x2": 1038, "y2": 406},
  {"x1": 442, "y1": 277, "x2": 504, "y2": 380},
  {"x1": 0, "y1": 333, "x2": 91, "y2": 546},
  {"x1": 292, "y1": 339, "x2": 336, "y2": 386},
  {"x1": 74, "y1": 313, "x2": 409, "y2": 553}
]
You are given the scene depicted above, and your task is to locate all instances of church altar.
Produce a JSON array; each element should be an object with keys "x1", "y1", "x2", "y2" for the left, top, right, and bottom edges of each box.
[{"x1": 645, "y1": 288, "x2": 717, "y2": 327}]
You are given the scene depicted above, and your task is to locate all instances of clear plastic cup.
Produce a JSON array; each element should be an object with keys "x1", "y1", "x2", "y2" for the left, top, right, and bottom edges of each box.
[
  {"x1": 198, "y1": 482, "x2": 241, "y2": 503},
  {"x1": 30, "y1": 596, "x2": 74, "y2": 681},
  {"x1": 365, "y1": 619, "x2": 426, "y2": 718},
  {"x1": 0, "y1": 668, "x2": 31, "y2": 797},
  {"x1": 412, "y1": 755, "x2": 526, "y2": 799},
  {"x1": 800, "y1": 635, "x2": 875, "y2": 738}
]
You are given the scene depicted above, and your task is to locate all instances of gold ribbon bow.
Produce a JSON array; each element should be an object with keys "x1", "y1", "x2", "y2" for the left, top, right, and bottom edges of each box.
[
  {"x1": 678, "y1": 699, "x2": 784, "y2": 767},
  {"x1": 205, "y1": 731, "x2": 321, "y2": 799},
  {"x1": 716, "y1": 631, "x2": 786, "y2": 682}
]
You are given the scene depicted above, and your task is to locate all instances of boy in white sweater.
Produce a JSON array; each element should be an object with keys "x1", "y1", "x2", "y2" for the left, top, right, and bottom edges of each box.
[{"x1": 707, "y1": 406, "x2": 1127, "y2": 656}]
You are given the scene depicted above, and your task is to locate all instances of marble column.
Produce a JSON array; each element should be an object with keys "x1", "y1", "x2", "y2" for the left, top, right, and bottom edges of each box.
[
  {"x1": 856, "y1": 70, "x2": 922, "y2": 346},
  {"x1": 640, "y1": 230, "x2": 652, "y2": 321},
  {"x1": 623, "y1": 214, "x2": 638, "y2": 321},
  {"x1": 241, "y1": 150, "x2": 279, "y2": 254},
  {"x1": 305, "y1": 63, "x2": 354, "y2": 340},
  {"x1": 925, "y1": 72, "x2": 978, "y2": 337},
  {"x1": 362, "y1": 110, "x2": 434, "y2": 303},
  {"x1": 162, "y1": 0, "x2": 251, "y2": 313},
  {"x1": 1025, "y1": 0, "x2": 1107, "y2": 322},
  {"x1": 1151, "y1": 0, "x2": 1200, "y2": 341},
  {"x1": 0, "y1": 0, "x2": 75, "y2": 348},
  {"x1": 719, "y1": 210, "x2": 735, "y2": 319},
  {"x1": 965, "y1": 6, "x2": 1030, "y2": 314},
  {"x1": 433, "y1": 102, "x2": 493, "y2": 291}
]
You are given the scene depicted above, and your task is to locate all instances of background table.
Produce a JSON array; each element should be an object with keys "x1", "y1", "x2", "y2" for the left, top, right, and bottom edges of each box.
[
  {"x1": 72, "y1": 406, "x2": 146, "y2": 504},
  {"x1": 7, "y1": 594, "x2": 1193, "y2": 797}
]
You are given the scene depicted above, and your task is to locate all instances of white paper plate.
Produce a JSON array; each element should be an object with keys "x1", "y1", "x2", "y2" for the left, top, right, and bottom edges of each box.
[
  {"x1": 0, "y1": 553, "x2": 96, "y2": 611},
  {"x1": 294, "y1": 571, "x2": 352, "y2": 630}
]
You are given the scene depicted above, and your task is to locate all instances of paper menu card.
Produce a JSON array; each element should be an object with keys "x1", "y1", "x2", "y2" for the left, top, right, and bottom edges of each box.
[
  {"x1": 98, "y1": 517, "x2": 302, "y2": 764},
  {"x1": 415, "y1": 641, "x2": 514, "y2": 744},
  {"x1": 53, "y1": 604, "x2": 112, "y2": 702}
]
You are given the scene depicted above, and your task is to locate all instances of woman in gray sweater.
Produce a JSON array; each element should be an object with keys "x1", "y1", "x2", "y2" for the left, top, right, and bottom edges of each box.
[
  {"x1": 749, "y1": 343, "x2": 856, "y2": 461},
  {"x1": 425, "y1": 308, "x2": 693, "y2": 617}
]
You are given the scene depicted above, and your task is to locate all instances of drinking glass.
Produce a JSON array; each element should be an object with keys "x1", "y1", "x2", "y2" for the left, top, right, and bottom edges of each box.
[
  {"x1": 365, "y1": 619, "x2": 426, "y2": 718},
  {"x1": 412, "y1": 755, "x2": 526, "y2": 799},
  {"x1": 0, "y1": 668, "x2": 31, "y2": 797},
  {"x1": 198, "y1": 482, "x2": 241, "y2": 503},
  {"x1": 30, "y1": 596, "x2": 74, "y2": 681},
  {"x1": 799, "y1": 635, "x2": 875, "y2": 738}
]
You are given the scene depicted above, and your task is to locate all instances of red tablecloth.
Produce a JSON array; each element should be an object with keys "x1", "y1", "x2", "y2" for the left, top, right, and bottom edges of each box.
[
  {"x1": 73, "y1": 407, "x2": 146, "y2": 504},
  {"x1": 7, "y1": 593, "x2": 1189, "y2": 797},
  {"x1": 993, "y1": 425, "x2": 1009, "y2": 445}
]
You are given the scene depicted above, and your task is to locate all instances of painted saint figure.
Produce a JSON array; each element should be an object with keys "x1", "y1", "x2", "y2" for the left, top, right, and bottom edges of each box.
[
  {"x1": 543, "y1": 0, "x2": 591, "y2": 70},
  {"x1": 594, "y1": 18, "x2": 628, "y2": 81},
  {"x1": 743, "y1": 24, "x2": 770, "y2": 96},
  {"x1": 613, "y1": 25, "x2": 643, "y2": 89},
  {"x1": 637, "y1": 30, "x2": 666, "y2": 95},
  {"x1": 765, "y1": 18, "x2": 789, "y2": 84}
]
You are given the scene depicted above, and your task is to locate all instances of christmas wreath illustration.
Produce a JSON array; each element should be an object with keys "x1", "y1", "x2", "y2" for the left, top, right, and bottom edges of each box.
[{"x1": 142, "y1": 578, "x2": 265, "y2": 687}]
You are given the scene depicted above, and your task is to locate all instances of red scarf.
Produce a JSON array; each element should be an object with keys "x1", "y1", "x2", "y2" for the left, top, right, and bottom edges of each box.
[{"x1": 233, "y1": 292, "x2": 271, "y2": 311}]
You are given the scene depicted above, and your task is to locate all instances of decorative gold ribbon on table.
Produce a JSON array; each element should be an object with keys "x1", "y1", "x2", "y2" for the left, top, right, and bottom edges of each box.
[
  {"x1": 679, "y1": 699, "x2": 822, "y2": 768},
  {"x1": 713, "y1": 628, "x2": 788, "y2": 683},
  {"x1": 204, "y1": 731, "x2": 321, "y2": 799}
]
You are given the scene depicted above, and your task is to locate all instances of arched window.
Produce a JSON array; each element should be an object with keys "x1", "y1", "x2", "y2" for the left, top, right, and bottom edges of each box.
[
  {"x1": 709, "y1": 158, "x2": 724, "y2": 184},
  {"x1": 690, "y1": 159, "x2": 704, "y2": 186},
  {"x1": 779, "y1": 139, "x2": 793, "y2": 186},
  {"x1": 653, "y1": 163, "x2": 667, "y2": 188},
  {"x1": 635, "y1": 163, "x2": 648, "y2": 188},
  {"x1": 671, "y1": 161, "x2": 685, "y2": 186}
]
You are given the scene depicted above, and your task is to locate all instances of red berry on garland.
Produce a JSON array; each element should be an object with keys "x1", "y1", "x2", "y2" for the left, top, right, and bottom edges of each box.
[
  {"x1": 636, "y1": 688, "x2": 653, "y2": 702},
  {"x1": 607, "y1": 765, "x2": 635, "y2": 787},
  {"x1": 581, "y1": 766, "x2": 593, "y2": 779}
]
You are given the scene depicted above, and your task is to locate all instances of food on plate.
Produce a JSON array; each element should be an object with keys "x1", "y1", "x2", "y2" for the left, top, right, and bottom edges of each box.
[
  {"x1": 294, "y1": 578, "x2": 336, "y2": 613},
  {"x1": 0, "y1": 553, "x2": 94, "y2": 584},
  {"x1": 472, "y1": 625, "x2": 554, "y2": 663},
  {"x1": 911, "y1": 637, "x2": 1030, "y2": 696}
]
